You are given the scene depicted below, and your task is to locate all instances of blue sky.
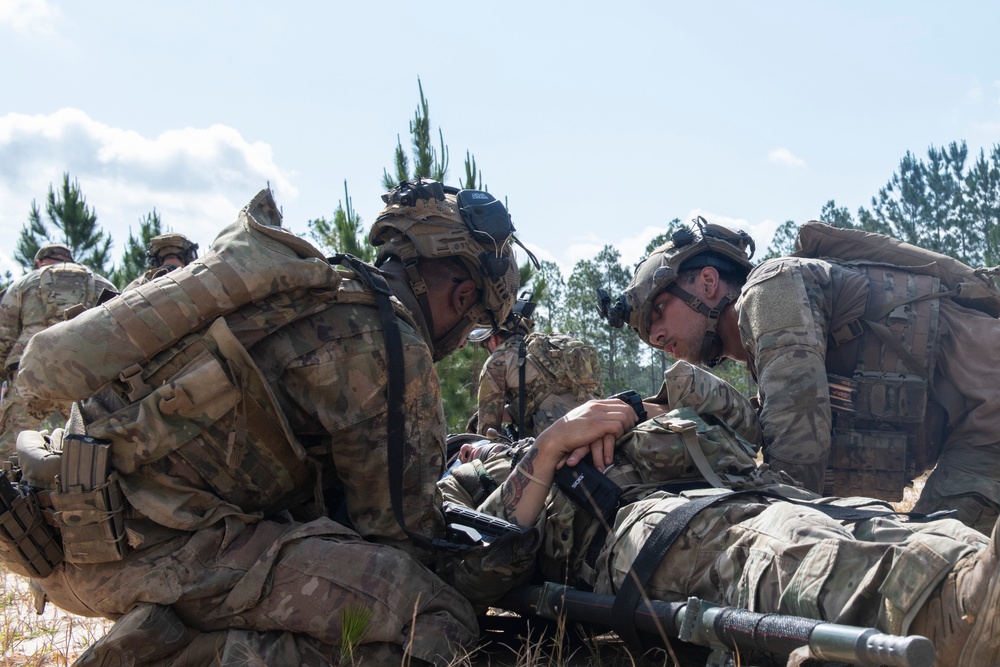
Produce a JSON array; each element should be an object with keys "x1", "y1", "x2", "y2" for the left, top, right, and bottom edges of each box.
[{"x1": 2, "y1": 1, "x2": 998, "y2": 280}]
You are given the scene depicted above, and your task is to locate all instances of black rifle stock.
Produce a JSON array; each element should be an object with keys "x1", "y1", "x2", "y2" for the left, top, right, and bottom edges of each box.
[
  {"x1": 441, "y1": 502, "x2": 540, "y2": 570},
  {"x1": 500, "y1": 583, "x2": 935, "y2": 667}
]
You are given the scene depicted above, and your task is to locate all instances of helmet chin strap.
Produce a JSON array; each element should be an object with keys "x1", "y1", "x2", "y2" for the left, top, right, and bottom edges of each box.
[{"x1": 665, "y1": 283, "x2": 738, "y2": 368}]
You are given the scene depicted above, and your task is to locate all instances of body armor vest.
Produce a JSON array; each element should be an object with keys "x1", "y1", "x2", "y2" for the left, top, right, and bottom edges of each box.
[{"x1": 824, "y1": 264, "x2": 948, "y2": 501}]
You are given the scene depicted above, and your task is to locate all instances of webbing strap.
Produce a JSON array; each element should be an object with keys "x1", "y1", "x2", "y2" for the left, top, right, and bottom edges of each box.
[
  {"x1": 202, "y1": 255, "x2": 252, "y2": 307},
  {"x1": 671, "y1": 419, "x2": 727, "y2": 489},
  {"x1": 610, "y1": 493, "x2": 732, "y2": 650},
  {"x1": 171, "y1": 271, "x2": 218, "y2": 318},
  {"x1": 143, "y1": 282, "x2": 196, "y2": 341},
  {"x1": 104, "y1": 298, "x2": 162, "y2": 358}
]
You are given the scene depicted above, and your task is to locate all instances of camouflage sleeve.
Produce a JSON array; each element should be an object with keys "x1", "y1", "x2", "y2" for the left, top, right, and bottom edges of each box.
[
  {"x1": 476, "y1": 350, "x2": 509, "y2": 435},
  {"x1": 0, "y1": 280, "x2": 24, "y2": 372},
  {"x1": 653, "y1": 360, "x2": 763, "y2": 447},
  {"x1": 737, "y1": 260, "x2": 832, "y2": 492}
]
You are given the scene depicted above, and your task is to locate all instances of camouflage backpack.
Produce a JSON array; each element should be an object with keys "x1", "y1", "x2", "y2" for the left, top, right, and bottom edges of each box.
[
  {"x1": 11, "y1": 189, "x2": 414, "y2": 566},
  {"x1": 37, "y1": 264, "x2": 100, "y2": 323},
  {"x1": 524, "y1": 332, "x2": 602, "y2": 402}
]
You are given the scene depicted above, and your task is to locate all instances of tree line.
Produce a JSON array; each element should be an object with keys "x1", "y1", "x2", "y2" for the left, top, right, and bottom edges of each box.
[{"x1": 9, "y1": 80, "x2": 1000, "y2": 431}]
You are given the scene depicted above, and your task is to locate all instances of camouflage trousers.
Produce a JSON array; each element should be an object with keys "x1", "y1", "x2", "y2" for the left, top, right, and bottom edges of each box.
[
  {"x1": 594, "y1": 490, "x2": 988, "y2": 636},
  {"x1": 36, "y1": 516, "x2": 478, "y2": 666}
]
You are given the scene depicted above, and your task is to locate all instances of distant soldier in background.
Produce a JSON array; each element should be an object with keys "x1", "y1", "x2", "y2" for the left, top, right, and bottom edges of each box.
[
  {"x1": 123, "y1": 232, "x2": 199, "y2": 291},
  {"x1": 0, "y1": 244, "x2": 116, "y2": 457},
  {"x1": 475, "y1": 295, "x2": 602, "y2": 438}
]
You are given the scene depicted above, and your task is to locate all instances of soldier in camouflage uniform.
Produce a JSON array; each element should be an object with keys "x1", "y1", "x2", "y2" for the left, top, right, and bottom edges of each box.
[
  {"x1": 476, "y1": 310, "x2": 602, "y2": 438},
  {"x1": 600, "y1": 217, "x2": 1000, "y2": 534},
  {"x1": 20, "y1": 180, "x2": 528, "y2": 666},
  {"x1": 122, "y1": 232, "x2": 199, "y2": 291},
  {"x1": 0, "y1": 244, "x2": 116, "y2": 457},
  {"x1": 443, "y1": 368, "x2": 1000, "y2": 666}
]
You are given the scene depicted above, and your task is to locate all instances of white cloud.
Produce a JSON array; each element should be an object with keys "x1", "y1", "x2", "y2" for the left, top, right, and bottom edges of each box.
[
  {"x1": 0, "y1": 0, "x2": 60, "y2": 34},
  {"x1": 767, "y1": 148, "x2": 807, "y2": 168},
  {"x1": 0, "y1": 109, "x2": 297, "y2": 277}
]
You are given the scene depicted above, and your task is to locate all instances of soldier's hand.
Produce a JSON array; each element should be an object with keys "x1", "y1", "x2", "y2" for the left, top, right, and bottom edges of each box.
[{"x1": 535, "y1": 399, "x2": 636, "y2": 473}]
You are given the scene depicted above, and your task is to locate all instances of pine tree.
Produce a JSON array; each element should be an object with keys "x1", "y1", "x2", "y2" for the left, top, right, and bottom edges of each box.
[
  {"x1": 15, "y1": 173, "x2": 113, "y2": 275},
  {"x1": 963, "y1": 145, "x2": 1000, "y2": 265},
  {"x1": 112, "y1": 210, "x2": 164, "y2": 289},
  {"x1": 381, "y1": 78, "x2": 450, "y2": 189},
  {"x1": 762, "y1": 220, "x2": 799, "y2": 260},
  {"x1": 307, "y1": 181, "x2": 373, "y2": 262}
]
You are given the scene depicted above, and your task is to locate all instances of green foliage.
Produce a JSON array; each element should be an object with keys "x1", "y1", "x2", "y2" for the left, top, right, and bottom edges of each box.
[
  {"x1": 532, "y1": 260, "x2": 565, "y2": 333},
  {"x1": 16, "y1": 173, "x2": 114, "y2": 276},
  {"x1": 382, "y1": 78, "x2": 450, "y2": 189},
  {"x1": 564, "y1": 246, "x2": 641, "y2": 395},
  {"x1": 460, "y1": 150, "x2": 484, "y2": 190},
  {"x1": 306, "y1": 181, "x2": 374, "y2": 262},
  {"x1": 338, "y1": 603, "x2": 373, "y2": 665},
  {"x1": 112, "y1": 210, "x2": 163, "y2": 289},
  {"x1": 438, "y1": 344, "x2": 489, "y2": 432},
  {"x1": 819, "y1": 200, "x2": 858, "y2": 229},
  {"x1": 860, "y1": 140, "x2": 1000, "y2": 266},
  {"x1": 762, "y1": 220, "x2": 799, "y2": 261}
]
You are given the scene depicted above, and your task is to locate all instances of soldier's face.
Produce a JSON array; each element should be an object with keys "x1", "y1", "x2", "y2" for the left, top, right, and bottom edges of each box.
[{"x1": 647, "y1": 290, "x2": 707, "y2": 363}]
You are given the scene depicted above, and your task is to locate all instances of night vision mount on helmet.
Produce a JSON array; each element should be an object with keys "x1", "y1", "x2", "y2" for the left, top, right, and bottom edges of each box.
[{"x1": 598, "y1": 217, "x2": 755, "y2": 367}]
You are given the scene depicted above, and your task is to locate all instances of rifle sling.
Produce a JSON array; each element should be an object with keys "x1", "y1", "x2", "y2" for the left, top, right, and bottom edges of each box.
[{"x1": 609, "y1": 489, "x2": 946, "y2": 651}]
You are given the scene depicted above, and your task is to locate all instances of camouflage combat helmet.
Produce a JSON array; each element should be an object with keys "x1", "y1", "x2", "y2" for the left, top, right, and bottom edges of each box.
[
  {"x1": 370, "y1": 177, "x2": 535, "y2": 359},
  {"x1": 147, "y1": 233, "x2": 199, "y2": 268},
  {"x1": 34, "y1": 244, "x2": 74, "y2": 265},
  {"x1": 598, "y1": 217, "x2": 755, "y2": 366}
]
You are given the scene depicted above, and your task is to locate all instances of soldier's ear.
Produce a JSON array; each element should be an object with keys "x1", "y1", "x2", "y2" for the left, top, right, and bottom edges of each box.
[
  {"x1": 701, "y1": 266, "x2": 722, "y2": 297},
  {"x1": 452, "y1": 278, "x2": 478, "y2": 314}
]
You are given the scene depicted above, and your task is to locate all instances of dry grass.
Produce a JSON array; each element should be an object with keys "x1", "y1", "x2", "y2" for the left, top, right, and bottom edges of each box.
[{"x1": 0, "y1": 567, "x2": 112, "y2": 667}]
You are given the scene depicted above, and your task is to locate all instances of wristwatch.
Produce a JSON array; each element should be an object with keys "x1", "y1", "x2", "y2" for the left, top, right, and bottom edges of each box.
[{"x1": 609, "y1": 390, "x2": 647, "y2": 423}]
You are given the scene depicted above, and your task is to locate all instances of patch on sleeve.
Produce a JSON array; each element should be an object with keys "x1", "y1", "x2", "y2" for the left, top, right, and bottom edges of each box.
[{"x1": 741, "y1": 261, "x2": 808, "y2": 336}]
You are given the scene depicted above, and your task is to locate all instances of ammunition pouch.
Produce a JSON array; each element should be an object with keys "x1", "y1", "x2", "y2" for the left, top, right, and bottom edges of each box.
[
  {"x1": 0, "y1": 467, "x2": 64, "y2": 578},
  {"x1": 854, "y1": 372, "x2": 927, "y2": 423},
  {"x1": 828, "y1": 428, "x2": 908, "y2": 500},
  {"x1": 50, "y1": 467, "x2": 128, "y2": 564}
]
